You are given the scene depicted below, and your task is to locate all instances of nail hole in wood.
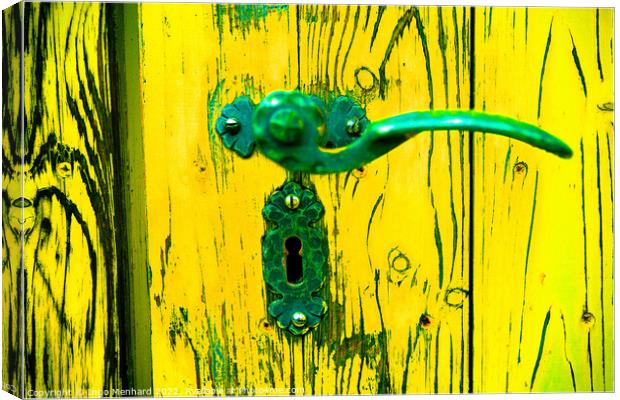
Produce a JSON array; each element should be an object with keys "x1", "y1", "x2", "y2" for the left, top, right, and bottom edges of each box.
[
  {"x1": 581, "y1": 311, "x2": 595, "y2": 326},
  {"x1": 419, "y1": 313, "x2": 432, "y2": 329},
  {"x1": 513, "y1": 161, "x2": 528, "y2": 174}
]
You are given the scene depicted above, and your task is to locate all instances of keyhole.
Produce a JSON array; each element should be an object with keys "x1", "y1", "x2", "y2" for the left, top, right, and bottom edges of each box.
[{"x1": 284, "y1": 236, "x2": 303, "y2": 284}]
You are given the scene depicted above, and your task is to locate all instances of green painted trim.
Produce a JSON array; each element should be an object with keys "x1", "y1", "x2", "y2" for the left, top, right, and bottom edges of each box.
[{"x1": 107, "y1": 3, "x2": 154, "y2": 393}]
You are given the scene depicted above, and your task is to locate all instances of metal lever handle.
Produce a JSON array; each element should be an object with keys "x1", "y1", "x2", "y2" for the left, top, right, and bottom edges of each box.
[
  {"x1": 214, "y1": 90, "x2": 573, "y2": 336},
  {"x1": 217, "y1": 90, "x2": 572, "y2": 173}
]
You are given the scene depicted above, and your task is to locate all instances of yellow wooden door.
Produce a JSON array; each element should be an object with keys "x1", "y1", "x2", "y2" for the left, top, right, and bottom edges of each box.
[
  {"x1": 136, "y1": 3, "x2": 613, "y2": 395},
  {"x1": 2, "y1": 2, "x2": 613, "y2": 396}
]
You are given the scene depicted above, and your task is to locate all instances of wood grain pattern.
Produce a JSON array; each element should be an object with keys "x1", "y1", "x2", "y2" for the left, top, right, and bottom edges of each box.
[
  {"x1": 139, "y1": 4, "x2": 471, "y2": 394},
  {"x1": 2, "y1": 2, "x2": 120, "y2": 396},
  {"x1": 2, "y1": 4, "x2": 23, "y2": 395},
  {"x1": 138, "y1": 3, "x2": 293, "y2": 395},
  {"x1": 298, "y1": 5, "x2": 471, "y2": 394},
  {"x1": 2, "y1": 4, "x2": 613, "y2": 397},
  {"x1": 471, "y1": 7, "x2": 614, "y2": 393}
]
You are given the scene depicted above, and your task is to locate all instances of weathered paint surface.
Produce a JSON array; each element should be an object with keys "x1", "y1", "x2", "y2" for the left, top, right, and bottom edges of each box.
[
  {"x1": 298, "y1": 5, "x2": 471, "y2": 394},
  {"x1": 2, "y1": 2, "x2": 121, "y2": 397},
  {"x1": 138, "y1": 4, "x2": 471, "y2": 394},
  {"x1": 2, "y1": 3, "x2": 613, "y2": 397},
  {"x1": 138, "y1": 3, "x2": 291, "y2": 395},
  {"x1": 471, "y1": 8, "x2": 614, "y2": 392},
  {"x1": 138, "y1": 4, "x2": 613, "y2": 395}
]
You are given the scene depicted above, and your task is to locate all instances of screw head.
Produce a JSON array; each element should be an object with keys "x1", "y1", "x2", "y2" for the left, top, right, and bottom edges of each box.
[
  {"x1": 346, "y1": 118, "x2": 361, "y2": 137},
  {"x1": 285, "y1": 194, "x2": 300, "y2": 209},
  {"x1": 269, "y1": 108, "x2": 304, "y2": 143},
  {"x1": 292, "y1": 312, "x2": 307, "y2": 328},
  {"x1": 224, "y1": 117, "x2": 241, "y2": 134}
]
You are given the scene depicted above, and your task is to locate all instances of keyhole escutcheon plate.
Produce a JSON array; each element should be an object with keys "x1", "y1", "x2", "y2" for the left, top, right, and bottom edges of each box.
[{"x1": 262, "y1": 181, "x2": 328, "y2": 335}]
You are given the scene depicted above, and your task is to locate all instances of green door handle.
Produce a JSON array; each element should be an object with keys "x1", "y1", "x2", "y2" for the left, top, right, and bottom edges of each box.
[
  {"x1": 216, "y1": 90, "x2": 572, "y2": 173},
  {"x1": 214, "y1": 90, "x2": 573, "y2": 336}
]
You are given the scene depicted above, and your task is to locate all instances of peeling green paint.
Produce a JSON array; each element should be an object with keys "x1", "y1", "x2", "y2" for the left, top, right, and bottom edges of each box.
[{"x1": 215, "y1": 4, "x2": 289, "y2": 36}]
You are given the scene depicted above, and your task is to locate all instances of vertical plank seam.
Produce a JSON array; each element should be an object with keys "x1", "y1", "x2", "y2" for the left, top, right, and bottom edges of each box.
[
  {"x1": 19, "y1": 1, "x2": 26, "y2": 397},
  {"x1": 467, "y1": 5, "x2": 475, "y2": 394},
  {"x1": 296, "y1": 5, "x2": 301, "y2": 88}
]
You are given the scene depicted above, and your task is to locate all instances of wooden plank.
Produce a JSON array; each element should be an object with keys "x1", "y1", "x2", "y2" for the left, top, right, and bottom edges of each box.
[
  {"x1": 2, "y1": 3, "x2": 24, "y2": 396},
  {"x1": 471, "y1": 7, "x2": 614, "y2": 393},
  {"x1": 298, "y1": 5, "x2": 471, "y2": 394},
  {"x1": 140, "y1": 4, "x2": 472, "y2": 395},
  {"x1": 2, "y1": 2, "x2": 121, "y2": 395},
  {"x1": 138, "y1": 4, "x2": 297, "y2": 394}
]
